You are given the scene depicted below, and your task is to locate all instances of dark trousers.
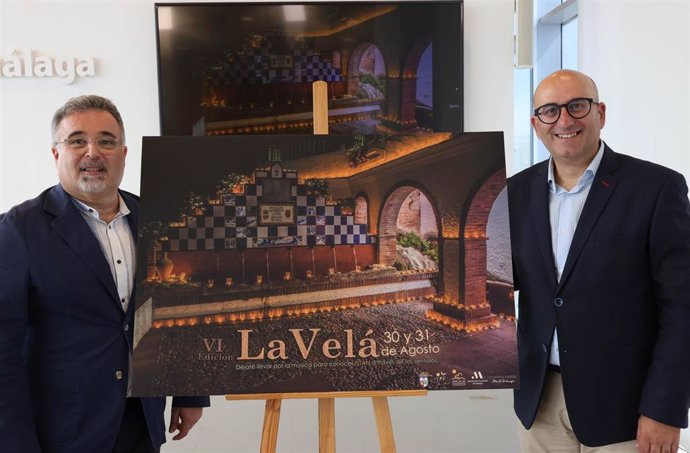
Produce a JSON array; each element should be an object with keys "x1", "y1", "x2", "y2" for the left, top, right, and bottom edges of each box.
[{"x1": 112, "y1": 397, "x2": 158, "y2": 453}]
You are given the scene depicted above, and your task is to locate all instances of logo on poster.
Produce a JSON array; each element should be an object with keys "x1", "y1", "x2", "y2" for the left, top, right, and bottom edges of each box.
[
  {"x1": 451, "y1": 369, "x2": 467, "y2": 387},
  {"x1": 469, "y1": 370, "x2": 488, "y2": 386},
  {"x1": 434, "y1": 371, "x2": 447, "y2": 386},
  {"x1": 418, "y1": 372, "x2": 430, "y2": 388}
]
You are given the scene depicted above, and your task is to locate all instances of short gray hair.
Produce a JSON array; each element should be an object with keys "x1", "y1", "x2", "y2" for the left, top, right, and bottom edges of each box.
[{"x1": 51, "y1": 95, "x2": 125, "y2": 144}]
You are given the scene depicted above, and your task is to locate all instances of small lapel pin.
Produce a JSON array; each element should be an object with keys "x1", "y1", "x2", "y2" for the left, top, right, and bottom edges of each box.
[{"x1": 601, "y1": 180, "x2": 610, "y2": 188}]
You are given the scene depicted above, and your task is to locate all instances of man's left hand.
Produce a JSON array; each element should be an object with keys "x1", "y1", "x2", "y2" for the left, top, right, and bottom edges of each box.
[
  {"x1": 636, "y1": 415, "x2": 680, "y2": 453},
  {"x1": 169, "y1": 407, "x2": 204, "y2": 441}
]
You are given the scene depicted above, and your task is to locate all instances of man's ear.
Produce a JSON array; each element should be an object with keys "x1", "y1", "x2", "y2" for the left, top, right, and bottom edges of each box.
[
  {"x1": 51, "y1": 147, "x2": 59, "y2": 163},
  {"x1": 597, "y1": 102, "x2": 606, "y2": 129}
]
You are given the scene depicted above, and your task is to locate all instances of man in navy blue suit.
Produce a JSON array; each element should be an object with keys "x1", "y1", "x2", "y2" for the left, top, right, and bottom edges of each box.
[
  {"x1": 0, "y1": 95, "x2": 209, "y2": 452},
  {"x1": 509, "y1": 70, "x2": 690, "y2": 452}
]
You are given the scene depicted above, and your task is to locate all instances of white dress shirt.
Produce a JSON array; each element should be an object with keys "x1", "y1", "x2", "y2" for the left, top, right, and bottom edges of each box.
[
  {"x1": 72, "y1": 194, "x2": 136, "y2": 312},
  {"x1": 546, "y1": 141, "x2": 605, "y2": 365}
]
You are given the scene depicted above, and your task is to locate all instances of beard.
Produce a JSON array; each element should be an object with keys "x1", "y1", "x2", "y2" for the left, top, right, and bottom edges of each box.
[
  {"x1": 78, "y1": 173, "x2": 108, "y2": 193},
  {"x1": 76, "y1": 156, "x2": 109, "y2": 193}
]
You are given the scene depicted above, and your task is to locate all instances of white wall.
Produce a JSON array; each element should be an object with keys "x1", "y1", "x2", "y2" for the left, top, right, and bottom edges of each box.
[
  {"x1": 579, "y1": 2, "x2": 690, "y2": 448},
  {"x1": 0, "y1": 0, "x2": 160, "y2": 211},
  {"x1": 0, "y1": 1, "x2": 518, "y2": 452},
  {"x1": 464, "y1": 0, "x2": 515, "y2": 162},
  {"x1": 579, "y1": 0, "x2": 690, "y2": 180}
]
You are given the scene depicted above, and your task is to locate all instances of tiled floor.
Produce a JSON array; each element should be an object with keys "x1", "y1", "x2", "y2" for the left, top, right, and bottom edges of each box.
[{"x1": 161, "y1": 389, "x2": 520, "y2": 453}]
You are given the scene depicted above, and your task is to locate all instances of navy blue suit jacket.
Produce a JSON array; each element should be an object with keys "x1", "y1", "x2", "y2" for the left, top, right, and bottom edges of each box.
[
  {"x1": 508, "y1": 146, "x2": 690, "y2": 446},
  {"x1": 0, "y1": 185, "x2": 209, "y2": 453}
]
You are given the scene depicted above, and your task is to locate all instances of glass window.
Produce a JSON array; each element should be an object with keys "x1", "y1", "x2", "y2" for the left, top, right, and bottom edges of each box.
[
  {"x1": 514, "y1": 1, "x2": 579, "y2": 170},
  {"x1": 561, "y1": 17, "x2": 578, "y2": 70},
  {"x1": 513, "y1": 68, "x2": 533, "y2": 172}
]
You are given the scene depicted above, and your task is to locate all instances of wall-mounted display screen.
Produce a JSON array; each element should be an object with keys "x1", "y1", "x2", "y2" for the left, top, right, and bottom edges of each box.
[{"x1": 155, "y1": 2, "x2": 463, "y2": 136}]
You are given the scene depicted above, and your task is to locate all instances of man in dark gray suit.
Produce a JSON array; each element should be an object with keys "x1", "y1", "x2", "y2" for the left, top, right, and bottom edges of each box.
[
  {"x1": 0, "y1": 95, "x2": 209, "y2": 453},
  {"x1": 509, "y1": 70, "x2": 690, "y2": 452}
]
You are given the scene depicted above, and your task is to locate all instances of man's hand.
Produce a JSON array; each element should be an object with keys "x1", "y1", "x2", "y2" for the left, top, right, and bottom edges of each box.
[
  {"x1": 168, "y1": 407, "x2": 203, "y2": 441},
  {"x1": 636, "y1": 415, "x2": 680, "y2": 453}
]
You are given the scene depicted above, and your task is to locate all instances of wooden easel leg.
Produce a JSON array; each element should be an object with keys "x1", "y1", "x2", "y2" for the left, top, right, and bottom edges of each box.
[
  {"x1": 372, "y1": 396, "x2": 397, "y2": 453},
  {"x1": 260, "y1": 398, "x2": 282, "y2": 453},
  {"x1": 318, "y1": 397, "x2": 336, "y2": 453}
]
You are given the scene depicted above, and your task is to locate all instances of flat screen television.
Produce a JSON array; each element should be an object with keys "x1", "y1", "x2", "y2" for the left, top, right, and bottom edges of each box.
[{"x1": 155, "y1": 1, "x2": 463, "y2": 136}]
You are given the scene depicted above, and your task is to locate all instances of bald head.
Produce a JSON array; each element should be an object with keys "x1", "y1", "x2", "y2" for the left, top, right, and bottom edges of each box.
[
  {"x1": 530, "y1": 70, "x2": 606, "y2": 187},
  {"x1": 535, "y1": 70, "x2": 599, "y2": 105}
]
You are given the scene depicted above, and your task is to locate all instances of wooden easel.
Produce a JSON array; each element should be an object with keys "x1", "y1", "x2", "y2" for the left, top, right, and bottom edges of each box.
[
  {"x1": 225, "y1": 82, "x2": 428, "y2": 453},
  {"x1": 226, "y1": 389, "x2": 427, "y2": 453}
]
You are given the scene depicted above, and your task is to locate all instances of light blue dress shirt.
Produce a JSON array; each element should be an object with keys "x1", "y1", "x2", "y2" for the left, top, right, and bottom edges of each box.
[{"x1": 547, "y1": 141, "x2": 605, "y2": 366}]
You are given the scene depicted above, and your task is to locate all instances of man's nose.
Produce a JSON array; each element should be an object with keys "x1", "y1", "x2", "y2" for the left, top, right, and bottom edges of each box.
[
  {"x1": 84, "y1": 141, "x2": 103, "y2": 156},
  {"x1": 556, "y1": 106, "x2": 576, "y2": 126}
]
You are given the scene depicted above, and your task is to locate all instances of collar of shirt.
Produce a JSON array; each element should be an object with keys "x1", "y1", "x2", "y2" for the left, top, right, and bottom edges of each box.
[
  {"x1": 547, "y1": 140, "x2": 605, "y2": 195},
  {"x1": 71, "y1": 193, "x2": 131, "y2": 223}
]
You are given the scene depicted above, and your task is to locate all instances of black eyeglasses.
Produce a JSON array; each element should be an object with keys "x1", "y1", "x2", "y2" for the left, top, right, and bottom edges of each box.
[
  {"x1": 55, "y1": 135, "x2": 123, "y2": 151},
  {"x1": 533, "y1": 97, "x2": 600, "y2": 124}
]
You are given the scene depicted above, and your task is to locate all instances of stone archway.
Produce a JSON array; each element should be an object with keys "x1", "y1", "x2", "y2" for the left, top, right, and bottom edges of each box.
[
  {"x1": 347, "y1": 42, "x2": 387, "y2": 100},
  {"x1": 377, "y1": 184, "x2": 440, "y2": 271},
  {"x1": 354, "y1": 194, "x2": 369, "y2": 227}
]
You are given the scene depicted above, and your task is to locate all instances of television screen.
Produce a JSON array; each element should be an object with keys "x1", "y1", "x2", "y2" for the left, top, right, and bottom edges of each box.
[{"x1": 155, "y1": 2, "x2": 463, "y2": 136}]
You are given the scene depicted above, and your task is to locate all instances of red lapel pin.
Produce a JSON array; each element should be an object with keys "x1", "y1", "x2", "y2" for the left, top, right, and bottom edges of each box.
[{"x1": 601, "y1": 180, "x2": 610, "y2": 188}]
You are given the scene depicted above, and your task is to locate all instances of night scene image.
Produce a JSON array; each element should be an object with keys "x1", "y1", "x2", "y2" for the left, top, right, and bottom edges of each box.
[
  {"x1": 131, "y1": 132, "x2": 517, "y2": 396},
  {"x1": 156, "y1": 2, "x2": 463, "y2": 136}
]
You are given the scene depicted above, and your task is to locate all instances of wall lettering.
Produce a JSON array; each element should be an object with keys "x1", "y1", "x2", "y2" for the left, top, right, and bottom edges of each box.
[{"x1": 0, "y1": 49, "x2": 95, "y2": 84}]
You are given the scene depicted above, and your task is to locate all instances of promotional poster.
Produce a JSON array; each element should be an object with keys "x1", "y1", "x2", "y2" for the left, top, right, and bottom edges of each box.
[{"x1": 131, "y1": 132, "x2": 517, "y2": 396}]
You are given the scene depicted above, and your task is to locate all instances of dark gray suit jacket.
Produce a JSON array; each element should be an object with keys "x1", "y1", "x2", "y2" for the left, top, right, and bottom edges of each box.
[
  {"x1": 0, "y1": 185, "x2": 209, "y2": 453},
  {"x1": 508, "y1": 146, "x2": 690, "y2": 446}
]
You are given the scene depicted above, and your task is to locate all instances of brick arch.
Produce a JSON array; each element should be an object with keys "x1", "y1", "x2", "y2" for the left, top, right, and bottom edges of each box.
[
  {"x1": 347, "y1": 42, "x2": 388, "y2": 98},
  {"x1": 377, "y1": 183, "x2": 441, "y2": 267},
  {"x1": 399, "y1": 34, "x2": 432, "y2": 124},
  {"x1": 332, "y1": 49, "x2": 342, "y2": 70},
  {"x1": 354, "y1": 192, "x2": 369, "y2": 227},
  {"x1": 460, "y1": 168, "x2": 507, "y2": 305}
]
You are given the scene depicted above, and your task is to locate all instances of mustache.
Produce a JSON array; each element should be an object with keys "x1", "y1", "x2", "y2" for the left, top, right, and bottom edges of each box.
[{"x1": 79, "y1": 158, "x2": 106, "y2": 171}]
